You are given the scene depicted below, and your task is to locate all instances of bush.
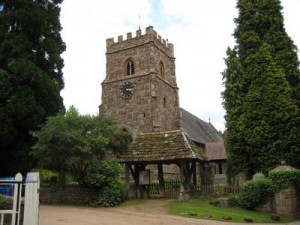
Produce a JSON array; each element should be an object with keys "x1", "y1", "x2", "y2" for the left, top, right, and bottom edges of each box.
[
  {"x1": 228, "y1": 194, "x2": 239, "y2": 206},
  {"x1": 236, "y1": 178, "x2": 274, "y2": 210},
  {"x1": 0, "y1": 194, "x2": 6, "y2": 208},
  {"x1": 85, "y1": 161, "x2": 127, "y2": 207},
  {"x1": 31, "y1": 169, "x2": 58, "y2": 184},
  {"x1": 269, "y1": 170, "x2": 300, "y2": 192},
  {"x1": 90, "y1": 180, "x2": 127, "y2": 207}
]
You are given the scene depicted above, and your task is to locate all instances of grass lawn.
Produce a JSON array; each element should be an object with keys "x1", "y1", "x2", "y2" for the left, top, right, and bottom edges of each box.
[{"x1": 168, "y1": 199, "x2": 294, "y2": 223}]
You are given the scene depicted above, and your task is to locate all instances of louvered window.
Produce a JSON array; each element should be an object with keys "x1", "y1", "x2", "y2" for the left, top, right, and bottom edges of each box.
[{"x1": 126, "y1": 59, "x2": 134, "y2": 75}]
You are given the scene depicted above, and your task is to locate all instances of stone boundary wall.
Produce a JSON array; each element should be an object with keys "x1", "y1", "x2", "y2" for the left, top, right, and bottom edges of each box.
[
  {"x1": 274, "y1": 186, "x2": 300, "y2": 218},
  {"x1": 255, "y1": 185, "x2": 300, "y2": 219},
  {"x1": 39, "y1": 185, "x2": 99, "y2": 205}
]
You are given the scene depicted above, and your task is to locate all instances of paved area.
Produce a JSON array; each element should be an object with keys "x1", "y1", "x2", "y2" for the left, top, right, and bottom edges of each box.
[{"x1": 39, "y1": 200, "x2": 300, "y2": 225}]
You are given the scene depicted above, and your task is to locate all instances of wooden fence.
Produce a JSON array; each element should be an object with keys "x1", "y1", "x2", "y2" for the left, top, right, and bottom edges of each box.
[
  {"x1": 148, "y1": 181, "x2": 182, "y2": 198},
  {"x1": 129, "y1": 181, "x2": 241, "y2": 199},
  {"x1": 199, "y1": 184, "x2": 241, "y2": 196}
]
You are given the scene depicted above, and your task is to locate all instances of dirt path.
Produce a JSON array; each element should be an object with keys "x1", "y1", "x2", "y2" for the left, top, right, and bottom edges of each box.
[{"x1": 39, "y1": 200, "x2": 299, "y2": 225}]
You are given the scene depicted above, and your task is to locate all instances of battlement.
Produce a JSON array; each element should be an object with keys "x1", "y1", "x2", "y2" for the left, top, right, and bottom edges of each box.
[{"x1": 106, "y1": 26, "x2": 174, "y2": 56}]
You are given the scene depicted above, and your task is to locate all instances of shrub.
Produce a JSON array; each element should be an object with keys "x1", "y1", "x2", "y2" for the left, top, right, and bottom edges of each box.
[
  {"x1": 85, "y1": 161, "x2": 121, "y2": 188},
  {"x1": 228, "y1": 194, "x2": 239, "y2": 206},
  {"x1": 269, "y1": 170, "x2": 300, "y2": 192},
  {"x1": 0, "y1": 194, "x2": 6, "y2": 208},
  {"x1": 90, "y1": 180, "x2": 127, "y2": 207},
  {"x1": 31, "y1": 168, "x2": 58, "y2": 184},
  {"x1": 237, "y1": 178, "x2": 274, "y2": 210},
  {"x1": 85, "y1": 160, "x2": 127, "y2": 207}
]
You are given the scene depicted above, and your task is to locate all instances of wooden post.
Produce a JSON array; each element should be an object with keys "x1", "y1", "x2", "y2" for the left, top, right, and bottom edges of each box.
[
  {"x1": 138, "y1": 164, "x2": 146, "y2": 199},
  {"x1": 178, "y1": 161, "x2": 191, "y2": 201},
  {"x1": 134, "y1": 164, "x2": 140, "y2": 198},
  {"x1": 125, "y1": 164, "x2": 130, "y2": 189},
  {"x1": 157, "y1": 163, "x2": 165, "y2": 197},
  {"x1": 24, "y1": 172, "x2": 40, "y2": 225},
  {"x1": 179, "y1": 161, "x2": 186, "y2": 200},
  {"x1": 128, "y1": 165, "x2": 136, "y2": 199},
  {"x1": 198, "y1": 162, "x2": 202, "y2": 184},
  {"x1": 192, "y1": 162, "x2": 197, "y2": 185}
]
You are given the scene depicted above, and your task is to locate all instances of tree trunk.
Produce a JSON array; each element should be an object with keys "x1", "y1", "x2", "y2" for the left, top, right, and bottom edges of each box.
[{"x1": 58, "y1": 170, "x2": 66, "y2": 188}]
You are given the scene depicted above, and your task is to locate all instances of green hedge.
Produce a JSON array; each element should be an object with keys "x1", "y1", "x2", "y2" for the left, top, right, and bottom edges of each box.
[
  {"x1": 236, "y1": 178, "x2": 274, "y2": 210},
  {"x1": 269, "y1": 170, "x2": 300, "y2": 192},
  {"x1": 230, "y1": 168, "x2": 300, "y2": 210}
]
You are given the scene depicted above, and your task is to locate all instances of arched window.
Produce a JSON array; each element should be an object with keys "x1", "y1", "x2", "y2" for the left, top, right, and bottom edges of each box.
[
  {"x1": 163, "y1": 97, "x2": 167, "y2": 107},
  {"x1": 159, "y1": 62, "x2": 165, "y2": 79},
  {"x1": 126, "y1": 59, "x2": 134, "y2": 75}
]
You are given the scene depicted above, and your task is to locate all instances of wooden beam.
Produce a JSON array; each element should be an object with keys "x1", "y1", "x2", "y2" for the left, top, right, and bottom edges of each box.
[
  {"x1": 157, "y1": 163, "x2": 165, "y2": 196},
  {"x1": 179, "y1": 161, "x2": 191, "y2": 201},
  {"x1": 192, "y1": 162, "x2": 196, "y2": 185},
  {"x1": 128, "y1": 164, "x2": 136, "y2": 178},
  {"x1": 124, "y1": 164, "x2": 130, "y2": 188}
]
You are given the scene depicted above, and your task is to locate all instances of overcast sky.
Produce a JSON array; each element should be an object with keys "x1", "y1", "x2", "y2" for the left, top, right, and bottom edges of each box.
[{"x1": 60, "y1": 0, "x2": 300, "y2": 132}]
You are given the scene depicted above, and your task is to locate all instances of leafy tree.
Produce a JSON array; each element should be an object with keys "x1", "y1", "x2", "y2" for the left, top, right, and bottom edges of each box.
[
  {"x1": 223, "y1": 0, "x2": 300, "y2": 178},
  {"x1": 242, "y1": 43, "x2": 300, "y2": 174},
  {"x1": 222, "y1": 47, "x2": 249, "y2": 178},
  {"x1": 31, "y1": 106, "x2": 131, "y2": 186},
  {"x1": 234, "y1": 0, "x2": 300, "y2": 103},
  {"x1": 0, "y1": 0, "x2": 65, "y2": 176}
]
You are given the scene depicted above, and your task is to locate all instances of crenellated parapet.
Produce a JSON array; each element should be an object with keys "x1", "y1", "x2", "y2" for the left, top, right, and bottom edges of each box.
[{"x1": 106, "y1": 26, "x2": 174, "y2": 57}]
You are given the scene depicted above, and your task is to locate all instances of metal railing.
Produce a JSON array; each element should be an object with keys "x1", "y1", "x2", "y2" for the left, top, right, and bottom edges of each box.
[
  {"x1": 0, "y1": 173, "x2": 23, "y2": 225},
  {"x1": 0, "y1": 172, "x2": 40, "y2": 225}
]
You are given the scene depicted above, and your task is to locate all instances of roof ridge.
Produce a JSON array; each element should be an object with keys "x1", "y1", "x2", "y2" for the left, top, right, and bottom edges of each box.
[
  {"x1": 181, "y1": 131, "x2": 196, "y2": 158},
  {"x1": 139, "y1": 130, "x2": 182, "y2": 135}
]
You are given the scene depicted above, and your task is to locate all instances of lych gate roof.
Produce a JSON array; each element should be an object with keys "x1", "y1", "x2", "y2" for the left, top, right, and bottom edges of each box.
[
  {"x1": 181, "y1": 108, "x2": 223, "y2": 144},
  {"x1": 118, "y1": 109, "x2": 226, "y2": 163},
  {"x1": 117, "y1": 130, "x2": 206, "y2": 163}
]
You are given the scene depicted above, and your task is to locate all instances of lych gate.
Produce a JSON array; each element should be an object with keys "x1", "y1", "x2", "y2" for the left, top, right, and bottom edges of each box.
[{"x1": 118, "y1": 130, "x2": 206, "y2": 200}]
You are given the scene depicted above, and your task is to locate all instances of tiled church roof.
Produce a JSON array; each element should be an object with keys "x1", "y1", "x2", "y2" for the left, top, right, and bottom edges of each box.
[
  {"x1": 118, "y1": 130, "x2": 206, "y2": 163},
  {"x1": 181, "y1": 108, "x2": 226, "y2": 161},
  {"x1": 181, "y1": 108, "x2": 223, "y2": 144},
  {"x1": 204, "y1": 142, "x2": 226, "y2": 160}
]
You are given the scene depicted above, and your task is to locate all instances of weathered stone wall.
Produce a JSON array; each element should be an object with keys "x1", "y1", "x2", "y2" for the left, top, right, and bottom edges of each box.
[
  {"x1": 101, "y1": 74, "x2": 180, "y2": 135},
  {"x1": 274, "y1": 186, "x2": 299, "y2": 218},
  {"x1": 39, "y1": 186, "x2": 99, "y2": 205},
  {"x1": 101, "y1": 26, "x2": 180, "y2": 136},
  {"x1": 105, "y1": 26, "x2": 176, "y2": 86}
]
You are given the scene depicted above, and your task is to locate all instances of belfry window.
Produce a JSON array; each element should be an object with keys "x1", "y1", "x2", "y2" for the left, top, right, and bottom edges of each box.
[
  {"x1": 163, "y1": 97, "x2": 167, "y2": 107},
  {"x1": 126, "y1": 59, "x2": 134, "y2": 75},
  {"x1": 159, "y1": 62, "x2": 165, "y2": 79}
]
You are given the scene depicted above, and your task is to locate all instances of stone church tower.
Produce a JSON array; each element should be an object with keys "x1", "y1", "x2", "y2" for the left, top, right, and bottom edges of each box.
[{"x1": 100, "y1": 26, "x2": 181, "y2": 136}]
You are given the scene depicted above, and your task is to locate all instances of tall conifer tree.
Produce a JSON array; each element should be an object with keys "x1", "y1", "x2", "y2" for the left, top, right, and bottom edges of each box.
[
  {"x1": 223, "y1": 0, "x2": 300, "y2": 178},
  {"x1": 0, "y1": 0, "x2": 65, "y2": 175}
]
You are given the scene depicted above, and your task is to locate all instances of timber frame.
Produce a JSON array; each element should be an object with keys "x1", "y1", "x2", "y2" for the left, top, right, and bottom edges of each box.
[{"x1": 118, "y1": 130, "x2": 207, "y2": 199}]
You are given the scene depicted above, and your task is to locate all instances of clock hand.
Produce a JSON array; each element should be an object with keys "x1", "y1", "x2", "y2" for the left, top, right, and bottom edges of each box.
[{"x1": 126, "y1": 88, "x2": 134, "y2": 92}]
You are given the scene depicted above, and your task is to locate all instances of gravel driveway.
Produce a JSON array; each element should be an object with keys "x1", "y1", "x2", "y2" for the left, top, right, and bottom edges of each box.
[{"x1": 39, "y1": 199, "x2": 300, "y2": 225}]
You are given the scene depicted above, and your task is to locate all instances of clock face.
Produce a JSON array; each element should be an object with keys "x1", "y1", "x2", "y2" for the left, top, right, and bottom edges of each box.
[{"x1": 120, "y1": 81, "x2": 134, "y2": 98}]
